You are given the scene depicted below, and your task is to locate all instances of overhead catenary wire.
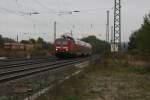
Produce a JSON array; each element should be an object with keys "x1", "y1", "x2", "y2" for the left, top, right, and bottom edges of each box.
[
  {"x1": 33, "y1": 0, "x2": 56, "y2": 14},
  {"x1": 3, "y1": 0, "x2": 55, "y2": 34},
  {"x1": 0, "y1": 6, "x2": 19, "y2": 15},
  {"x1": 0, "y1": 0, "x2": 110, "y2": 41}
]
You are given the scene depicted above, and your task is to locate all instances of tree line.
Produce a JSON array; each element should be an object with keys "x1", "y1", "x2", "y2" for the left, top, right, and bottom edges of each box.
[
  {"x1": 82, "y1": 35, "x2": 109, "y2": 54},
  {"x1": 0, "y1": 34, "x2": 110, "y2": 55},
  {"x1": 0, "y1": 35, "x2": 15, "y2": 47},
  {"x1": 128, "y1": 13, "x2": 150, "y2": 59},
  {"x1": 0, "y1": 35, "x2": 53, "y2": 50}
]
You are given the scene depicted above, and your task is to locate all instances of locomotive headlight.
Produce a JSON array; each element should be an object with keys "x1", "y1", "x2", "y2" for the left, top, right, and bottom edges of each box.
[
  {"x1": 56, "y1": 48, "x2": 58, "y2": 51},
  {"x1": 66, "y1": 48, "x2": 68, "y2": 51}
]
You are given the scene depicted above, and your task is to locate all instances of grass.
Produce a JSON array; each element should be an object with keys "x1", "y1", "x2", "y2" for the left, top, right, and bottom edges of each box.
[
  {"x1": 127, "y1": 67, "x2": 150, "y2": 74},
  {"x1": 64, "y1": 96, "x2": 79, "y2": 100},
  {"x1": 0, "y1": 96, "x2": 9, "y2": 100},
  {"x1": 88, "y1": 57, "x2": 150, "y2": 75},
  {"x1": 37, "y1": 57, "x2": 150, "y2": 100}
]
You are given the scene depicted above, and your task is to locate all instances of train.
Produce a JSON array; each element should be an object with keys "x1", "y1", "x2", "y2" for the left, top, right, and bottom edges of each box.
[{"x1": 54, "y1": 36, "x2": 92, "y2": 58}]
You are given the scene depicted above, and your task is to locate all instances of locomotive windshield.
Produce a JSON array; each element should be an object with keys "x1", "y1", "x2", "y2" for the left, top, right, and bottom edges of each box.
[{"x1": 55, "y1": 38, "x2": 68, "y2": 46}]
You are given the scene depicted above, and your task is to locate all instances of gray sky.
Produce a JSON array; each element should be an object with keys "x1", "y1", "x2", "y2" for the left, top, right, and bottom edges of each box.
[{"x1": 0, "y1": 0, "x2": 150, "y2": 42}]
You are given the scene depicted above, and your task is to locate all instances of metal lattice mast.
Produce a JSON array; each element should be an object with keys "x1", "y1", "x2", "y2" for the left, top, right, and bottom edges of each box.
[
  {"x1": 106, "y1": 10, "x2": 110, "y2": 43},
  {"x1": 114, "y1": 0, "x2": 121, "y2": 51},
  {"x1": 54, "y1": 21, "x2": 56, "y2": 42}
]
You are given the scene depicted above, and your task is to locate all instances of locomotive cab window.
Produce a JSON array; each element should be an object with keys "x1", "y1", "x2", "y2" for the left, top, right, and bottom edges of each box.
[
  {"x1": 62, "y1": 41, "x2": 68, "y2": 45},
  {"x1": 55, "y1": 39, "x2": 68, "y2": 46}
]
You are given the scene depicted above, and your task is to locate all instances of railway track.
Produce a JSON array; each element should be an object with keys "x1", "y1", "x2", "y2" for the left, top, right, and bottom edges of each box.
[
  {"x1": 0, "y1": 57, "x2": 89, "y2": 84},
  {"x1": 0, "y1": 57, "x2": 57, "y2": 65},
  {"x1": 0, "y1": 56, "x2": 58, "y2": 70}
]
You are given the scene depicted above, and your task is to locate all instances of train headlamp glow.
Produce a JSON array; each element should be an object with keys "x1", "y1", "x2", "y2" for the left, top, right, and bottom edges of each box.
[
  {"x1": 56, "y1": 48, "x2": 58, "y2": 51},
  {"x1": 65, "y1": 48, "x2": 68, "y2": 51}
]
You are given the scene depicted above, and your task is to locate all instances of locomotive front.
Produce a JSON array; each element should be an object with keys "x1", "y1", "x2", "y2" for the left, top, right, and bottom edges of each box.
[{"x1": 54, "y1": 37, "x2": 72, "y2": 57}]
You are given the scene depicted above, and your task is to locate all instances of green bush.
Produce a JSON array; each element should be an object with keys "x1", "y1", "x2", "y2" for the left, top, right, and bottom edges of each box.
[
  {"x1": 128, "y1": 67, "x2": 150, "y2": 74},
  {"x1": 64, "y1": 96, "x2": 79, "y2": 100},
  {"x1": 0, "y1": 96, "x2": 9, "y2": 100},
  {"x1": 128, "y1": 13, "x2": 150, "y2": 59}
]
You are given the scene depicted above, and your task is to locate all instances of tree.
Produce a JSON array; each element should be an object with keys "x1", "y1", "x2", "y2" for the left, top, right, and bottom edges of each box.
[
  {"x1": 37, "y1": 37, "x2": 44, "y2": 44},
  {"x1": 3, "y1": 37, "x2": 15, "y2": 43},
  {"x1": 128, "y1": 13, "x2": 150, "y2": 57},
  {"x1": 0, "y1": 35, "x2": 3, "y2": 47},
  {"x1": 128, "y1": 31, "x2": 138, "y2": 51},
  {"x1": 29, "y1": 38, "x2": 36, "y2": 44},
  {"x1": 20, "y1": 40, "x2": 29, "y2": 44},
  {"x1": 81, "y1": 35, "x2": 109, "y2": 54},
  {"x1": 0, "y1": 35, "x2": 15, "y2": 47},
  {"x1": 136, "y1": 16, "x2": 150, "y2": 53}
]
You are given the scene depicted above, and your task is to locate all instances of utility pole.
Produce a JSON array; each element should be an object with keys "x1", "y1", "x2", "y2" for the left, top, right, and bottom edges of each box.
[
  {"x1": 111, "y1": 26, "x2": 114, "y2": 43},
  {"x1": 106, "y1": 10, "x2": 110, "y2": 43},
  {"x1": 17, "y1": 35, "x2": 19, "y2": 43},
  {"x1": 71, "y1": 24, "x2": 75, "y2": 37},
  {"x1": 114, "y1": 0, "x2": 121, "y2": 52},
  {"x1": 54, "y1": 21, "x2": 56, "y2": 42},
  {"x1": 90, "y1": 24, "x2": 93, "y2": 34},
  {"x1": 70, "y1": 30, "x2": 73, "y2": 37}
]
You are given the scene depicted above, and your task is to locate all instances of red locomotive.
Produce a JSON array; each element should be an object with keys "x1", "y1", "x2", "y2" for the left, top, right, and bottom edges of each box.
[{"x1": 54, "y1": 36, "x2": 92, "y2": 57}]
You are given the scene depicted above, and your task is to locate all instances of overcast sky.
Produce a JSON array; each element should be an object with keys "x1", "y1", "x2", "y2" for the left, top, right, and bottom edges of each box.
[{"x1": 0, "y1": 0, "x2": 150, "y2": 42}]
